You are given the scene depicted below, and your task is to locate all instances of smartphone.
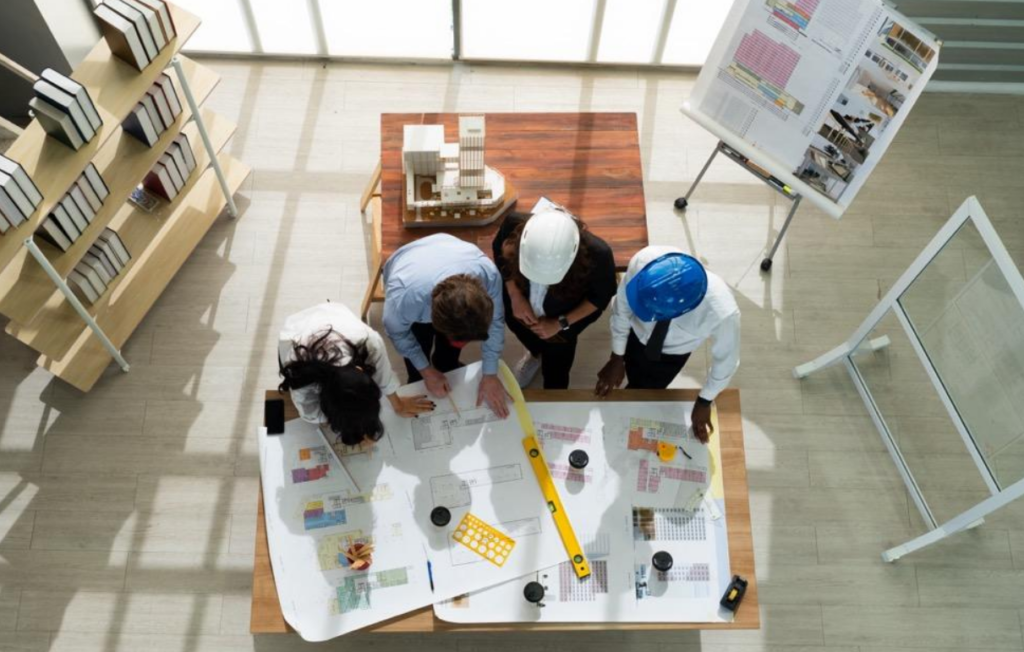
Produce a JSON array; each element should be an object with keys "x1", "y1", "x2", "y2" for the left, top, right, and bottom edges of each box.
[{"x1": 265, "y1": 398, "x2": 285, "y2": 435}]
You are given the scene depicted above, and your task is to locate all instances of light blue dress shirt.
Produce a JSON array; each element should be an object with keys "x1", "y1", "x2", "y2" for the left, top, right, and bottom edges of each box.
[{"x1": 382, "y1": 234, "x2": 505, "y2": 375}]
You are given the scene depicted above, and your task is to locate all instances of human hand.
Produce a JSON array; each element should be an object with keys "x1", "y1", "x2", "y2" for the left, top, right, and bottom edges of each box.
[
  {"x1": 390, "y1": 393, "x2": 436, "y2": 418},
  {"x1": 509, "y1": 287, "x2": 538, "y2": 326},
  {"x1": 477, "y1": 374, "x2": 510, "y2": 419},
  {"x1": 529, "y1": 318, "x2": 561, "y2": 340},
  {"x1": 595, "y1": 355, "x2": 626, "y2": 397},
  {"x1": 691, "y1": 400, "x2": 714, "y2": 444},
  {"x1": 421, "y1": 367, "x2": 451, "y2": 398}
]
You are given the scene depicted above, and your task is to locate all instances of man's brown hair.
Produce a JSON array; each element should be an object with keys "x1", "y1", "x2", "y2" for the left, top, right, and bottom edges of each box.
[{"x1": 431, "y1": 274, "x2": 493, "y2": 342}]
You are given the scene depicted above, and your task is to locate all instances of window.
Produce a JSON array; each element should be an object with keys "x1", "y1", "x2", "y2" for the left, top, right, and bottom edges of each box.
[
  {"x1": 177, "y1": 0, "x2": 731, "y2": 67},
  {"x1": 317, "y1": 0, "x2": 453, "y2": 59}
]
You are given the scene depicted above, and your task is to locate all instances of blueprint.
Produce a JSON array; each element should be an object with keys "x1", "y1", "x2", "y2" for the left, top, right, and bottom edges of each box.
[
  {"x1": 258, "y1": 363, "x2": 570, "y2": 640},
  {"x1": 434, "y1": 402, "x2": 732, "y2": 624}
]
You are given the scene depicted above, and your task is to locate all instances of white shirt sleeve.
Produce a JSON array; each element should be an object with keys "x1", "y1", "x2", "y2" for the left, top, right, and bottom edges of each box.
[
  {"x1": 700, "y1": 309, "x2": 740, "y2": 401},
  {"x1": 365, "y1": 328, "x2": 401, "y2": 396},
  {"x1": 609, "y1": 281, "x2": 633, "y2": 356}
]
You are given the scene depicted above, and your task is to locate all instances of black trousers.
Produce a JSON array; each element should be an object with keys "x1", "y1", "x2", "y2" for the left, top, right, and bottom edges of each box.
[
  {"x1": 404, "y1": 322, "x2": 464, "y2": 383},
  {"x1": 624, "y1": 330, "x2": 692, "y2": 389},
  {"x1": 504, "y1": 293, "x2": 603, "y2": 390}
]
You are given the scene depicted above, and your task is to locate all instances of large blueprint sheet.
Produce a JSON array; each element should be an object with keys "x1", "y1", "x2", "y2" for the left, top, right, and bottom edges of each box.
[
  {"x1": 434, "y1": 402, "x2": 732, "y2": 624},
  {"x1": 258, "y1": 363, "x2": 568, "y2": 640}
]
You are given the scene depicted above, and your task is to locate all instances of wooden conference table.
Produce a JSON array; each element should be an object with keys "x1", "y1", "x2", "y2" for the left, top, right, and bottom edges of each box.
[
  {"x1": 361, "y1": 112, "x2": 650, "y2": 315},
  {"x1": 250, "y1": 388, "x2": 759, "y2": 634}
]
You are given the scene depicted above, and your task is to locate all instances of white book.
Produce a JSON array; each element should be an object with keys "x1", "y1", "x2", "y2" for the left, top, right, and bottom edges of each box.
[
  {"x1": 68, "y1": 186, "x2": 95, "y2": 224},
  {"x1": 135, "y1": 0, "x2": 175, "y2": 43},
  {"x1": 38, "y1": 217, "x2": 73, "y2": 252},
  {"x1": 61, "y1": 195, "x2": 89, "y2": 232},
  {"x1": 82, "y1": 251, "x2": 114, "y2": 285},
  {"x1": 68, "y1": 269, "x2": 101, "y2": 304},
  {"x1": 93, "y1": 238, "x2": 124, "y2": 272},
  {"x1": 120, "y1": 0, "x2": 166, "y2": 51},
  {"x1": 139, "y1": 94, "x2": 163, "y2": 132},
  {"x1": 105, "y1": 0, "x2": 158, "y2": 61},
  {"x1": 155, "y1": 74, "x2": 181, "y2": 117},
  {"x1": 51, "y1": 204, "x2": 81, "y2": 240},
  {"x1": 147, "y1": 86, "x2": 173, "y2": 129},
  {"x1": 40, "y1": 68, "x2": 101, "y2": 132},
  {"x1": 90, "y1": 244, "x2": 120, "y2": 278},
  {"x1": 33, "y1": 79, "x2": 95, "y2": 143},
  {"x1": 94, "y1": 4, "x2": 149, "y2": 71},
  {"x1": 0, "y1": 187, "x2": 25, "y2": 227},
  {"x1": 0, "y1": 155, "x2": 42, "y2": 206},
  {"x1": 0, "y1": 210, "x2": 10, "y2": 234},
  {"x1": 75, "y1": 261, "x2": 107, "y2": 296},
  {"x1": 29, "y1": 97, "x2": 85, "y2": 150},
  {"x1": 76, "y1": 176, "x2": 103, "y2": 213},
  {"x1": 99, "y1": 228, "x2": 131, "y2": 266},
  {"x1": 122, "y1": 104, "x2": 159, "y2": 146},
  {"x1": 174, "y1": 133, "x2": 196, "y2": 172},
  {"x1": 0, "y1": 172, "x2": 35, "y2": 217},
  {"x1": 160, "y1": 153, "x2": 183, "y2": 191},
  {"x1": 84, "y1": 164, "x2": 110, "y2": 201},
  {"x1": 167, "y1": 143, "x2": 190, "y2": 185}
]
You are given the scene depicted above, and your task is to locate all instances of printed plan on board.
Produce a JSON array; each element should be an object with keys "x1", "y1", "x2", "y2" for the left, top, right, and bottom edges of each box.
[
  {"x1": 688, "y1": 0, "x2": 939, "y2": 215},
  {"x1": 434, "y1": 402, "x2": 732, "y2": 624},
  {"x1": 258, "y1": 363, "x2": 569, "y2": 641}
]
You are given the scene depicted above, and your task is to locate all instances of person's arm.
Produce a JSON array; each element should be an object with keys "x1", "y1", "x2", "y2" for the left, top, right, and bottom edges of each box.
[
  {"x1": 691, "y1": 310, "x2": 741, "y2": 444},
  {"x1": 530, "y1": 299, "x2": 598, "y2": 339},
  {"x1": 700, "y1": 310, "x2": 740, "y2": 402},
  {"x1": 364, "y1": 328, "x2": 436, "y2": 417},
  {"x1": 480, "y1": 267, "x2": 506, "y2": 376},
  {"x1": 382, "y1": 294, "x2": 430, "y2": 372},
  {"x1": 609, "y1": 281, "x2": 632, "y2": 356}
]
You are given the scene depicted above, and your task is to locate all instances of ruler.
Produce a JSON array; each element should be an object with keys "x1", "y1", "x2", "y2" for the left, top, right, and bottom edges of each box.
[{"x1": 498, "y1": 361, "x2": 590, "y2": 579}]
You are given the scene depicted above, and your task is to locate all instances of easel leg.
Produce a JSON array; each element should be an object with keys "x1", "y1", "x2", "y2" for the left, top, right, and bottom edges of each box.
[
  {"x1": 675, "y1": 143, "x2": 720, "y2": 211},
  {"x1": 761, "y1": 195, "x2": 801, "y2": 272}
]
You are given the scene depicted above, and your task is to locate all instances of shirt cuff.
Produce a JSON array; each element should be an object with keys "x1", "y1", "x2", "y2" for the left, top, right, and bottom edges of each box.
[
  {"x1": 611, "y1": 335, "x2": 628, "y2": 357},
  {"x1": 482, "y1": 356, "x2": 498, "y2": 376}
]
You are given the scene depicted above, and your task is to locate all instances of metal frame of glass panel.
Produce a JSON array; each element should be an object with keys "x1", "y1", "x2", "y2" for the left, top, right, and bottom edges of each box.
[{"x1": 793, "y1": 197, "x2": 1024, "y2": 562}]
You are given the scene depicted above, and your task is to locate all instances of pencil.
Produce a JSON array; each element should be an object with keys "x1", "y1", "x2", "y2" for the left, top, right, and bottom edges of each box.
[{"x1": 448, "y1": 395, "x2": 461, "y2": 418}]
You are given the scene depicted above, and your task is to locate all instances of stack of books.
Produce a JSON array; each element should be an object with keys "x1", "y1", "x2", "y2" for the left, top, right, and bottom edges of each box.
[
  {"x1": 94, "y1": 0, "x2": 176, "y2": 71},
  {"x1": 142, "y1": 133, "x2": 196, "y2": 201},
  {"x1": 0, "y1": 154, "x2": 43, "y2": 233},
  {"x1": 67, "y1": 227, "x2": 132, "y2": 305},
  {"x1": 122, "y1": 72, "x2": 183, "y2": 146},
  {"x1": 36, "y1": 164, "x2": 110, "y2": 252},
  {"x1": 29, "y1": 69, "x2": 103, "y2": 151}
]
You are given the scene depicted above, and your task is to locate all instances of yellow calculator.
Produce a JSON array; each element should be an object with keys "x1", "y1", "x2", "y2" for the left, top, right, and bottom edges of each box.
[{"x1": 452, "y1": 513, "x2": 516, "y2": 567}]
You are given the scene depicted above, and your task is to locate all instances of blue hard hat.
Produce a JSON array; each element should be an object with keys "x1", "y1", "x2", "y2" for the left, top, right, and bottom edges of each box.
[{"x1": 626, "y1": 253, "x2": 708, "y2": 322}]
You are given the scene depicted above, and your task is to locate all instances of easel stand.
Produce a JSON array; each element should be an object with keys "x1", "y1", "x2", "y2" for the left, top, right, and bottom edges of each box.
[{"x1": 675, "y1": 141, "x2": 802, "y2": 272}]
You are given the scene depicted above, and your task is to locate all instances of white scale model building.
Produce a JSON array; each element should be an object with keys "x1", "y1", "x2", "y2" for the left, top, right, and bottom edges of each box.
[{"x1": 402, "y1": 116, "x2": 517, "y2": 227}]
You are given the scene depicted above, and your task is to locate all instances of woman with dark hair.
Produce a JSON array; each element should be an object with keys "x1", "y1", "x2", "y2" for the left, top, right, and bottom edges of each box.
[
  {"x1": 279, "y1": 303, "x2": 435, "y2": 446},
  {"x1": 493, "y1": 205, "x2": 617, "y2": 389}
]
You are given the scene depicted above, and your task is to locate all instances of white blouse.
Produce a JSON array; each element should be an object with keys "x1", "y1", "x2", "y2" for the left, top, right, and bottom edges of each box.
[{"x1": 278, "y1": 302, "x2": 401, "y2": 425}]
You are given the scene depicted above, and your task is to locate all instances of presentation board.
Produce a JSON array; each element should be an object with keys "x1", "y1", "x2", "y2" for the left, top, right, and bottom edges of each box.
[{"x1": 685, "y1": 0, "x2": 940, "y2": 218}]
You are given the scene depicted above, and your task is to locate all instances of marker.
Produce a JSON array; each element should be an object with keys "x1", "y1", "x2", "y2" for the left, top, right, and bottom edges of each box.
[
  {"x1": 427, "y1": 561, "x2": 434, "y2": 592},
  {"x1": 678, "y1": 445, "x2": 693, "y2": 460}
]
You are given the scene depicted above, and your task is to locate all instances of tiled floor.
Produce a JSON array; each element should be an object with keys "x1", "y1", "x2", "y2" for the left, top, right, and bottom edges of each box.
[{"x1": 1, "y1": 58, "x2": 1024, "y2": 652}]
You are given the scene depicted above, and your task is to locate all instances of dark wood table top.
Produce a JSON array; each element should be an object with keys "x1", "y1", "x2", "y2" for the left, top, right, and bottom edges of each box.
[
  {"x1": 380, "y1": 113, "x2": 649, "y2": 269},
  {"x1": 251, "y1": 388, "x2": 758, "y2": 634}
]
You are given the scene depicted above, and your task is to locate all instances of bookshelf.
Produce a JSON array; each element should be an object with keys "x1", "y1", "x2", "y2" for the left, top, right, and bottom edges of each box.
[{"x1": 0, "y1": 3, "x2": 250, "y2": 392}]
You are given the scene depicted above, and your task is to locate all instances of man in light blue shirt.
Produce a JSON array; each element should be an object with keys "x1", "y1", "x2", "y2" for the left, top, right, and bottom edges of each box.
[{"x1": 383, "y1": 234, "x2": 509, "y2": 418}]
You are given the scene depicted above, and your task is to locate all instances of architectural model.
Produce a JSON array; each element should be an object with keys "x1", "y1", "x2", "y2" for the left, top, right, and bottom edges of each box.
[{"x1": 401, "y1": 116, "x2": 517, "y2": 228}]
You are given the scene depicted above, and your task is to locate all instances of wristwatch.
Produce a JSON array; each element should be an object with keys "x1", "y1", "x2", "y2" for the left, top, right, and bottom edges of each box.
[{"x1": 557, "y1": 315, "x2": 571, "y2": 331}]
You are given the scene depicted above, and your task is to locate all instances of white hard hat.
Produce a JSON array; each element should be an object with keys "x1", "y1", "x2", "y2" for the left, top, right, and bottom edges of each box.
[{"x1": 519, "y1": 209, "x2": 581, "y2": 285}]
